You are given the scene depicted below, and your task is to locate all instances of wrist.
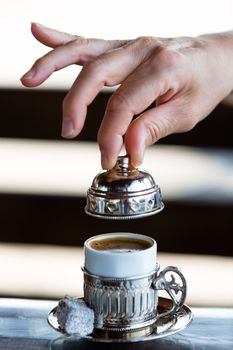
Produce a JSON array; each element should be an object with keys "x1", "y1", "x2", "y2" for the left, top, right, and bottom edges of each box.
[{"x1": 198, "y1": 31, "x2": 233, "y2": 95}]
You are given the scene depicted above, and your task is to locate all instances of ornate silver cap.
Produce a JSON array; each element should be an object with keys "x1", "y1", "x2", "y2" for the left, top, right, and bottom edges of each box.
[{"x1": 85, "y1": 155, "x2": 164, "y2": 219}]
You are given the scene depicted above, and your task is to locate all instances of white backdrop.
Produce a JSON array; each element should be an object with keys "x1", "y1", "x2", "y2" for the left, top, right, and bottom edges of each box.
[{"x1": 1, "y1": 0, "x2": 232, "y2": 88}]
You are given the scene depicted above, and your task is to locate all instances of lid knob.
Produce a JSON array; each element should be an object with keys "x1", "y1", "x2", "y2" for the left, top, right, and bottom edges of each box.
[{"x1": 85, "y1": 155, "x2": 164, "y2": 219}]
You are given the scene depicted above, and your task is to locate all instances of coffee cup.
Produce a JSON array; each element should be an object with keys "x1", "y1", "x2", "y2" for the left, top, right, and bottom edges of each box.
[
  {"x1": 84, "y1": 232, "x2": 157, "y2": 278},
  {"x1": 82, "y1": 232, "x2": 186, "y2": 339}
]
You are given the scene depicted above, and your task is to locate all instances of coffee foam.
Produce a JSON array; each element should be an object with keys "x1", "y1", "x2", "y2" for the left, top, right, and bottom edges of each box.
[
  {"x1": 105, "y1": 248, "x2": 143, "y2": 253},
  {"x1": 89, "y1": 237, "x2": 151, "y2": 251}
]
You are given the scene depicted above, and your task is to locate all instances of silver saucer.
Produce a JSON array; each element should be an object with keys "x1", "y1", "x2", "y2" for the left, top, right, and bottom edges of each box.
[{"x1": 48, "y1": 297, "x2": 192, "y2": 343}]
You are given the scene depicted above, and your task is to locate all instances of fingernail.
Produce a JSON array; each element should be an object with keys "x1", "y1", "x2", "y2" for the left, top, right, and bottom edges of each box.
[
  {"x1": 61, "y1": 118, "x2": 75, "y2": 138},
  {"x1": 21, "y1": 67, "x2": 36, "y2": 81}
]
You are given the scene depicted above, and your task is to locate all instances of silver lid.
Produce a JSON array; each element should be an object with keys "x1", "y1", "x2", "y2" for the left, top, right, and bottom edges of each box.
[{"x1": 85, "y1": 155, "x2": 164, "y2": 219}]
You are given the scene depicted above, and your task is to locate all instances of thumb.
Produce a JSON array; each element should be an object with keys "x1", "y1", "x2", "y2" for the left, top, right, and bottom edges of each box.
[{"x1": 125, "y1": 104, "x2": 180, "y2": 167}]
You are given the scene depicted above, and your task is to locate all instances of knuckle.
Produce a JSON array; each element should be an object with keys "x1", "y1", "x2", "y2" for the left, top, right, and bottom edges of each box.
[
  {"x1": 85, "y1": 58, "x2": 105, "y2": 79},
  {"x1": 34, "y1": 56, "x2": 46, "y2": 67},
  {"x1": 125, "y1": 36, "x2": 158, "y2": 63},
  {"x1": 135, "y1": 36, "x2": 156, "y2": 48},
  {"x1": 143, "y1": 120, "x2": 161, "y2": 144},
  {"x1": 107, "y1": 92, "x2": 132, "y2": 112},
  {"x1": 73, "y1": 36, "x2": 90, "y2": 47},
  {"x1": 144, "y1": 115, "x2": 179, "y2": 144},
  {"x1": 151, "y1": 47, "x2": 182, "y2": 70},
  {"x1": 162, "y1": 48, "x2": 181, "y2": 66},
  {"x1": 35, "y1": 54, "x2": 59, "y2": 72}
]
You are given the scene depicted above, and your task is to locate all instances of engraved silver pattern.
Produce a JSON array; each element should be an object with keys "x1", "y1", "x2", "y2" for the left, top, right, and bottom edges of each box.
[
  {"x1": 82, "y1": 265, "x2": 187, "y2": 337},
  {"x1": 85, "y1": 155, "x2": 164, "y2": 219}
]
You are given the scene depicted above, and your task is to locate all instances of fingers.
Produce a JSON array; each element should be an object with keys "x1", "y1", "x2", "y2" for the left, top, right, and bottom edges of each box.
[
  {"x1": 21, "y1": 39, "x2": 123, "y2": 87},
  {"x1": 30, "y1": 22, "x2": 128, "y2": 50},
  {"x1": 21, "y1": 23, "x2": 128, "y2": 87},
  {"x1": 97, "y1": 58, "x2": 176, "y2": 169},
  {"x1": 21, "y1": 39, "x2": 105, "y2": 87},
  {"x1": 61, "y1": 42, "x2": 154, "y2": 144},
  {"x1": 98, "y1": 48, "x2": 189, "y2": 168}
]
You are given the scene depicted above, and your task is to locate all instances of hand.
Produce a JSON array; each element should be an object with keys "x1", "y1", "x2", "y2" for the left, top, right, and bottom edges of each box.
[{"x1": 21, "y1": 23, "x2": 233, "y2": 169}]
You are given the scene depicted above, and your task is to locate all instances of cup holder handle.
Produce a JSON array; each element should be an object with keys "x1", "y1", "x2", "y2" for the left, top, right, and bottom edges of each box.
[{"x1": 153, "y1": 266, "x2": 187, "y2": 319}]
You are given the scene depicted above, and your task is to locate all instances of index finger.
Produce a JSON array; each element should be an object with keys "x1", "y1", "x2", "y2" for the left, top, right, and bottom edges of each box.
[{"x1": 21, "y1": 23, "x2": 129, "y2": 87}]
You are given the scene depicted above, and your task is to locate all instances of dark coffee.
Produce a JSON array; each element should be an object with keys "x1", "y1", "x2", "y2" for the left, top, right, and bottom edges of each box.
[{"x1": 90, "y1": 236, "x2": 152, "y2": 251}]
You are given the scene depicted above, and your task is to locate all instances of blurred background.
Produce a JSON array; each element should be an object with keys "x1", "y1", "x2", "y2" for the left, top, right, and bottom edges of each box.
[{"x1": 0, "y1": 0, "x2": 232, "y2": 306}]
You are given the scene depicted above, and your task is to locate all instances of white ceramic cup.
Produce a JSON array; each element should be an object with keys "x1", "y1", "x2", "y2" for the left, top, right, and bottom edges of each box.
[
  {"x1": 83, "y1": 232, "x2": 187, "y2": 338},
  {"x1": 84, "y1": 232, "x2": 157, "y2": 278}
]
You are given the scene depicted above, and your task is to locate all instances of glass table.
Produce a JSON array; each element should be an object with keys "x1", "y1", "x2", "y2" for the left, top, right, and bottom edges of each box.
[{"x1": 0, "y1": 298, "x2": 232, "y2": 350}]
